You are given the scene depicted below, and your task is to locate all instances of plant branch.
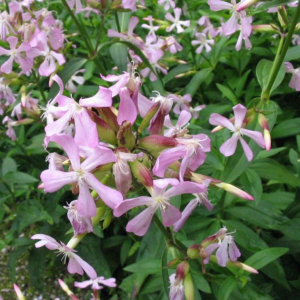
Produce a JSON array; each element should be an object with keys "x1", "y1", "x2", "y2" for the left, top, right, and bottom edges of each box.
[{"x1": 262, "y1": 1, "x2": 300, "y2": 100}]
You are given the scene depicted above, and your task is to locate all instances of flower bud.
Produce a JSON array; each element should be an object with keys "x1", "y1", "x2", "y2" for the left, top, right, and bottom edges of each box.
[
  {"x1": 176, "y1": 261, "x2": 190, "y2": 279},
  {"x1": 129, "y1": 159, "x2": 153, "y2": 187},
  {"x1": 103, "y1": 210, "x2": 112, "y2": 229},
  {"x1": 138, "y1": 135, "x2": 178, "y2": 156},
  {"x1": 226, "y1": 260, "x2": 259, "y2": 274},
  {"x1": 97, "y1": 107, "x2": 119, "y2": 132},
  {"x1": 13, "y1": 284, "x2": 25, "y2": 300},
  {"x1": 58, "y1": 279, "x2": 79, "y2": 300},
  {"x1": 93, "y1": 113, "x2": 117, "y2": 145},
  {"x1": 184, "y1": 273, "x2": 194, "y2": 300},
  {"x1": 138, "y1": 101, "x2": 160, "y2": 134},
  {"x1": 167, "y1": 258, "x2": 181, "y2": 268},
  {"x1": 187, "y1": 245, "x2": 199, "y2": 260},
  {"x1": 278, "y1": 6, "x2": 288, "y2": 28},
  {"x1": 117, "y1": 120, "x2": 136, "y2": 150},
  {"x1": 214, "y1": 182, "x2": 254, "y2": 201},
  {"x1": 258, "y1": 114, "x2": 271, "y2": 151}
]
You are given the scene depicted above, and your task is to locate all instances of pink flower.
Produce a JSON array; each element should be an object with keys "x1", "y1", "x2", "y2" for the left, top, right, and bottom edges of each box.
[
  {"x1": 64, "y1": 200, "x2": 93, "y2": 236},
  {"x1": 191, "y1": 32, "x2": 215, "y2": 54},
  {"x1": 208, "y1": 0, "x2": 252, "y2": 38},
  {"x1": 31, "y1": 234, "x2": 97, "y2": 278},
  {"x1": 153, "y1": 134, "x2": 211, "y2": 180},
  {"x1": 164, "y1": 110, "x2": 191, "y2": 137},
  {"x1": 169, "y1": 273, "x2": 184, "y2": 300},
  {"x1": 75, "y1": 276, "x2": 116, "y2": 290},
  {"x1": 0, "y1": 36, "x2": 32, "y2": 74},
  {"x1": 114, "y1": 179, "x2": 206, "y2": 236},
  {"x1": 41, "y1": 134, "x2": 123, "y2": 217},
  {"x1": 0, "y1": 11, "x2": 16, "y2": 40},
  {"x1": 113, "y1": 151, "x2": 138, "y2": 198},
  {"x1": 209, "y1": 104, "x2": 265, "y2": 161},
  {"x1": 173, "y1": 180, "x2": 212, "y2": 232},
  {"x1": 142, "y1": 16, "x2": 160, "y2": 43},
  {"x1": 166, "y1": 36, "x2": 183, "y2": 54},
  {"x1": 285, "y1": 62, "x2": 300, "y2": 91},
  {"x1": 165, "y1": 8, "x2": 190, "y2": 33},
  {"x1": 158, "y1": 0, "x2": 175, "y2": 10},
  {"x1": 202, "y1": 227, "x2": 241, "y2": 267},
  {"x1": 171, "y1": 94, "x2": 192, "y2": 114}
]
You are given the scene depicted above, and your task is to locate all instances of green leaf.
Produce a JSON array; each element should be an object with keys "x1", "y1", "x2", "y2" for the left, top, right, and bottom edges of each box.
[
  {"x1": 250, "y1": 158, "x2": 300, "y2": 187},
  {"x1": 218, "y1": 276, "x2": 237, "y2": 300},
  {"x1": 185, "y1": 69, "x2": 212, "y2": 96},
  {"x1": 272, "y1": 118, "x2": 300, "y2": 138},
  {"x1": 2, "y1": 157, "x2": 17, "y2": 176},
  {"x1": 256, "y1": 147, "x2": 286, "y2": 159},
  {"x1": 244, "y1": 248, "x2": 289, "y2": 270},
  {"x1": 254, "y1": 0, "x2": 296, "y2": 11},
  {"x1": 262, "y1": 192, "x2": 294, "y2": 210},
  {"x1": 110, "y1": 43, "x2": 128, "y2": 73},
  {"x1": 161, "y1": 247, "x2": 169, "y2": 297},
  {"x1": 120, "y1": 239, "x2": 132, "y2": 265},
  {"x1": 216, "y1": 83, "x2": 238, "y2": 104},
  {"x1": 285, "y1": 45, "x2": 300, "y2": 61},
  {"x1": 124, "y1": 259, "x2": 161, "y2": 274},
  {"x1": 4, "y1": 171, "x2": 38, "y2": 184},
  {"x1": 274, "y1": 219, "x2": 300, "y2": 240},
  {"x1": 240, "y1": 169, "x2": 263, "y2": 203},
  {"x1": 256, "y1": 59, "x2": 285, "y2": 93}
]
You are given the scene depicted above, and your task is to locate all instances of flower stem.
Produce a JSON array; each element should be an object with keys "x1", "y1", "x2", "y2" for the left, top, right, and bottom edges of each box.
[
  {"x1": 261, "y1": 1, "x2": 300, "y2": 100},
  {"x1": 61, "y1": 0, "x2": 106, "y2": 75}
]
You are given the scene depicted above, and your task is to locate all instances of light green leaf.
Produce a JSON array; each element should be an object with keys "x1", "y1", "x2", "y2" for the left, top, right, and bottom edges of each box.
[
  {"x1": 2, "y1": 157, "x2": 17, "y2": 177},
  {"x1": 240, "y1": 169, "x2": 262, "y2": 203},
  {"x1": 124, "y1": 259, "x2": 161, "y2": 274},
  {"x1": 4, "y1": 172, "x2": 38, "y2": 184},
  {"x1": 250, "y1": 158, "x2": 300, "y2": 187},
  {"x1": 216, "y1": 83, "x2": 238, "y2": 104},
  {"x1": 244, "y1": 248, "x2": 289, "y2": 270},
  {"x1": 218, "y1": 277, "x2": 237, "y2": 300},
  {"x1": 185, "y1": 69, "x2": 212, "y2": 96},
  {"x1": 110, "y1": 43, "x2": 128, "y2": 73},
  {"x1": 272, "y1": 118, "x2": 300, "y2": 138}
]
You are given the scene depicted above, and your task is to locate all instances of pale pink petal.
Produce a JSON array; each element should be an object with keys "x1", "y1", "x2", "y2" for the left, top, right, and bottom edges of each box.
[
  {"x1": 203, "y1": 243, "x2": 219, "y2": 264},
  {"x1": 173, "y1": 199, "x2": 198, "y2": 232},
  {"x1": 81, "y1": 146, "x2": 116, "y2": 171},
  {"x1": 49, "y1": 134, "x2": 81, "y2": 170},
  {"x1": 79, "y1": 87, "x2": 112, "y2": 107},
  {"x1": 113, "y1": 196, "x2": 153, "y2": 217},
  {"x1": 219, "y1": 134, "x2": 239, "y2": 157},
  {"x1": 228, "y1": 241, "x2": 241, "y2": 261},
  {"x1": 233, "y1": 104, "x2": 247, "y2": 128},
  {"x1": 117, "y1": 87, "x2": 137, "y2": 125},
  {"x1": 85, "y1": 173, "x2": 123, "y2": 209},
  {"x1": 165, "y1": 182, "x2": 206, "y2": 198},
  {"x1": 72, "y1": 252, "x2": 97, "y2": 279},
  {"x1": 177, "y1": 110, "x2": 191, "y2": 127},
  {"x1": 74, "y1": 280, "x2": 93, "y2": 289},
  {"x1": 161, "y1": 204, "x2": 181, "y2": 227},
  {"x1": 41, "y1": 170, "x2": 77, "y2": 192},
  {"x1": 45, "y1": 110, "x2": 72, "y2": 137},
  {"x1": 222, "y1": 13, "x2": 238, "y2": 36},
  {"x1": 239, "y1": 137, "x2": 253, "y2": 161},
  {"x1": 1, "y1": 55, "x2": 15, "y2": 74},
  {"x1": 216, "y1": 236, "x2": 229, "y2": 267},
  {"x1": 153, "y1": 146, "x2": 187, "y2": 177},
  {"x1": 77, "y1": 181, "x2": 97, "y2": 217},
  {"x1": 240, "y1": 128, "x2": 265, "y2": 148},
  {"x1": 208, "y1": 0, "x2": 233, "y2": 11},
  {"x1": 153, "y1": 178, "x2": 179, "y2": 190},
  {"x1": 209, "y1": 113, "x2": 235, "y2": 131},
  {"x1": 67, "y1": 256, "x2": 84, "y2": 275},
  {"x1": 74, "y1": 109, "x2": 98, "y2": 148},
  {"x1": 126, "y1": 206, "x2": 157, "y2": 236}
]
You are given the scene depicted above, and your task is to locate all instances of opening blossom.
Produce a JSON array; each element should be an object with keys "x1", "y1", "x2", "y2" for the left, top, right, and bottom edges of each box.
[
  {"x1": 31, "y1": 234, "x2": 97, "y2": 278},
  {"x1": 209, "y1": 104, "x2": 265, "y2": 161},
  {"x1": 74, "y1": 276, "x2": 116, "y2": 290},
  {"x1": 202, "y1": 227, "x2": 241, "y2": 267},
  {"x1": 114, "y1": 179, "x2": 206, "y2": 236}
]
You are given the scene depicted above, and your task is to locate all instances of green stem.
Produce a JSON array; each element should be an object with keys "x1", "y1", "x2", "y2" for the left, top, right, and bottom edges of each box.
[
  {"x1": 32, "y1": 72, "x2": 46, "y2": 102},
  {"x1": 152, "y1": 214, "x2": 186, "y2": 255},
  {"x1": 61, "y1": 0, "x2": 106, "y2": 75},
  {"x1": 262, "y1": 1, "x2": 300, "y2": 100},
  {"x1": 0, "y1": 178, "x2": 15, "y2": 202}
]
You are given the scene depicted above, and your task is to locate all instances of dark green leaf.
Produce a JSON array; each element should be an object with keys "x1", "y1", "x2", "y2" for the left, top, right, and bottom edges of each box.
[
  {"x1": 272, "y1": 118, "x2": 300, "y2": 138},
  {"x1": 218, "y1": 276, "x2": 237, "y2": 300},
  {"x1": 185, "y1": 69, "x2": 212, "y2": 96}
]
